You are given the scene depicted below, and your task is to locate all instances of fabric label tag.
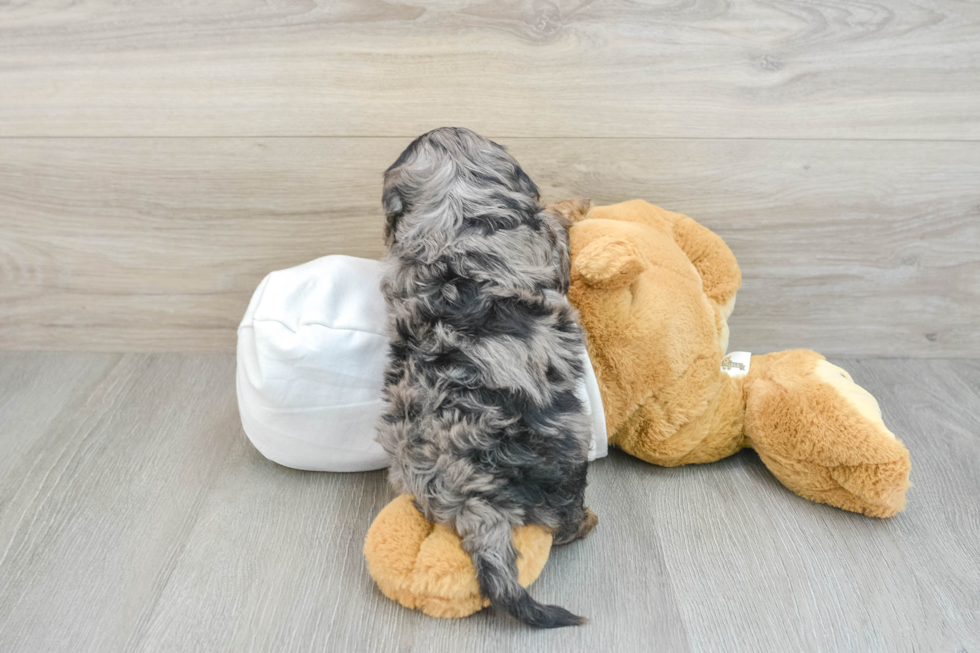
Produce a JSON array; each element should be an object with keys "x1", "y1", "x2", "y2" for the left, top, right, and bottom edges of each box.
[{"x1": 721, "y1": 351, "x2": 751, "y2": 378}]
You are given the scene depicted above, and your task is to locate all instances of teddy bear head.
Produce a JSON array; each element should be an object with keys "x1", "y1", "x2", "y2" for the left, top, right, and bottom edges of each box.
[{"x1": 563, "y1": 201, "x2": 741, "y2": 451}]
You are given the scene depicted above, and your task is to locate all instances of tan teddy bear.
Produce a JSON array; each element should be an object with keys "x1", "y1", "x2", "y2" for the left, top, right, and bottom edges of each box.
[{"x1": 364, "y1": 200, "x2": 912, "y2": 619}]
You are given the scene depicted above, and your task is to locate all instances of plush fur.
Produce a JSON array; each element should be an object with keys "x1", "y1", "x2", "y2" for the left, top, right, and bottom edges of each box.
[
  {"x1": 569, "y1": 200, "x2": 910, "y2": 521},
  {"x1": 375, "y1": 128, "x2": 596, "y2": 628},
  {"x1": 363, "y1": 495, "x2": 553, "y2": 619},
  {"x1": 365, "y1": 199, "x2": 912, "y2": 620}
]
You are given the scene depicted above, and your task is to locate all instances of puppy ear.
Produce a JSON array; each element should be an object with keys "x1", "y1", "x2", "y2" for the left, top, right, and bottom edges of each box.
[
  {"x1": 539, "y1": 209, "x2": 572, "y2": 292},
  {"x1": 573, "y1": 237, "x2": 644, "y2": 289},
  {"x1": 546, "y1": 198, "x2": 593, "y2": 225},
  {"x1": 382, "y1": 185, "x2": 405, "y2": 243},
  {"x1": 513, "y1": 164, "x2": 540, "y2": 201}
]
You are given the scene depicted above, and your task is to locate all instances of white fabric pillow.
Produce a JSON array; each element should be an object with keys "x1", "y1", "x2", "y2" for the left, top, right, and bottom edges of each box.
[{"x1": 236, "y1": 255, "x2": 607, "y2": 472}]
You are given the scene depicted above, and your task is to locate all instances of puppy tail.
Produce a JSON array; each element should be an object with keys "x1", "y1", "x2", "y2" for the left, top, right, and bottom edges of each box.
[{"x1": 462, "y1": 514, "x2": 586, "y2": 629}]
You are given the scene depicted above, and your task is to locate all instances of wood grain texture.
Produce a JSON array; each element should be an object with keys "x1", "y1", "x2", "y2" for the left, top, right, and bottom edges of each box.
[
  {"x1": 0, "y1": 1, "x2": 978, "y2": 139},
  {"x1": 0, "y1": 353, "x2": 241, "y2": 652},
  {"x1": 0, "y1": 353, "x2": 977, "y2": 652},
  {"x1": 1, "y1": 137, "x2": 977, "y2": 355}
]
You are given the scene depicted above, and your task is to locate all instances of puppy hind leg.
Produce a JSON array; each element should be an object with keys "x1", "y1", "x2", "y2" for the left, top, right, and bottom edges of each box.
[
  {"x1": 552, "y1": 507, "x2": 598, "y2": 546},
  {"x1": 551, "y1": 463, "x2": 597, "y2": 546}
]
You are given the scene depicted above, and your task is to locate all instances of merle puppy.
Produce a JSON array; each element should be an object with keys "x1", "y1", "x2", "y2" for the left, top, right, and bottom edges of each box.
[{"x1": 376, "y1": 127, "x2": 597, "y2": 628}]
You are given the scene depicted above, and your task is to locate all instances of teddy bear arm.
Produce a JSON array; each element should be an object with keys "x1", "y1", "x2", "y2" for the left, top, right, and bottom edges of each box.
[{"x1": 671, "y1": 215, "x2": 742, "y2": 308}]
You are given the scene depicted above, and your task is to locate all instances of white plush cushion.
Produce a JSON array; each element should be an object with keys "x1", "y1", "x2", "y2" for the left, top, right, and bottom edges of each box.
[{"x1": 236, "y1": 255, "x2": 607, "y2": 472}]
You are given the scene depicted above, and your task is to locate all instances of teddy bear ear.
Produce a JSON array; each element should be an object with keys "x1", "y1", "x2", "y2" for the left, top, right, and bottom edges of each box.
[
  {"x1": 573, "y1": 237, "x2": 644, "y2": 288},
  {"x1": 545, "y1": 198, "x2": 593, "y2": 225}
]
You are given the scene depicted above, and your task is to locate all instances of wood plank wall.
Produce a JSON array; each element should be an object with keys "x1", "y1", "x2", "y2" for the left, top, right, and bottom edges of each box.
[{"x1": 1, "y1": 1, "x2": 978, "y2": 355}]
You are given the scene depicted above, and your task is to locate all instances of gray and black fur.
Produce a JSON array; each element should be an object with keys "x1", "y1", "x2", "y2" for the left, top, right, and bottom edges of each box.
[{"x1": 376, "y1": 127, "x2": 596, "y2": 628}]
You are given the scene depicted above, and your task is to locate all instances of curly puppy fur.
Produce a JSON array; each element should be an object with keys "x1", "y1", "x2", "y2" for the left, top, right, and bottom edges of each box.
[{"x1": 376, "y1": 128, "x2": 596, "y2": 628}]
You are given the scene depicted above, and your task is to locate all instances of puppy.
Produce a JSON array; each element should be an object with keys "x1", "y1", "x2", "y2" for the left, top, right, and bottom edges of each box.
[{"x1": 376, "y1": 128, "x2": 597, "y2": 628}]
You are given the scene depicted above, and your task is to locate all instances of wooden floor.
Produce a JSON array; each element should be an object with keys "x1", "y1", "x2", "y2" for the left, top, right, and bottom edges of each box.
[{"x1": 0, "y1": 352, "x2": 976, "y2": 652}]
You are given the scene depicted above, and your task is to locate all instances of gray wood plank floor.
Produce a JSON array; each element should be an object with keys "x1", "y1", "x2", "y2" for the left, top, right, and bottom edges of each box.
[{"x1": 0, "y1": 353, "x2": 976, "y2": 652}]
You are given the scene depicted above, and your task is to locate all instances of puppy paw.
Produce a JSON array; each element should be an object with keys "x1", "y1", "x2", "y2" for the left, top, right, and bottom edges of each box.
[{"x1": 553, "y1": 507, "x2": 599, "y2": 546}]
